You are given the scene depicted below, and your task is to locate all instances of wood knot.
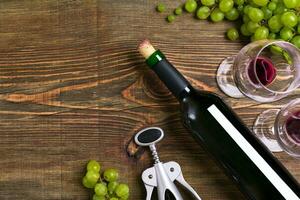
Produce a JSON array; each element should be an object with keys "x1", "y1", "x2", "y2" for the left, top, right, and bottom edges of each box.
[
  {"x1": 126, "y1": 132, "x2": 145, "y2": 159},
  {"x1": 122, "y1": 71, "x2": 177, "y2": 106},
  {"x1": 142, "y1": 71, "x2": 173, "y2": 101}
]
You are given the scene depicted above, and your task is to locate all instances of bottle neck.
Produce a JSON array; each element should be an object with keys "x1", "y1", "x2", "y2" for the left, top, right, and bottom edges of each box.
[
  {"x1": 146, "y1": 50, "x2": 192, "y2": 100},
  {"x1": 177, "y1": 85, "x2": 194, "y2": 101}
]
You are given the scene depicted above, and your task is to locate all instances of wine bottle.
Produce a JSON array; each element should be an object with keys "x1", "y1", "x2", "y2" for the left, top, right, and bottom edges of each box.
[{"x1": 138, "y1": 40, "x2": 300, "y2": 200}]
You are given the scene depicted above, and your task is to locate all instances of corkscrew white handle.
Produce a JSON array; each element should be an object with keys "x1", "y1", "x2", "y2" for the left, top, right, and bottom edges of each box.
[
  {"x1": 135, "y1": 127, "x2": 202, "y2": 200},
  {"x1": 164, "y1": 161, "x2": 202, "y2": 200},
  {"x1": 142, "y1": 163, "x2": 183, "y2": 200},
  {"x1": 142, "y1": 162, "x2": 202, "y2": 200}
]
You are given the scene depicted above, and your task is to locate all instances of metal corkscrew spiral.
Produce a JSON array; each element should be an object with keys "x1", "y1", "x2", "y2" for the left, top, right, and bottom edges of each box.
[{"x1": 149, "y1": 144, "x2": 160, "y2": 164}]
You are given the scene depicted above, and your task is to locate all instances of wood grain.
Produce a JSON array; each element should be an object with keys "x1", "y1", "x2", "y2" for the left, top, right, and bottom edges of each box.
[{"x1": 0, "y1": 0, "x2": 299, "y2": 199}]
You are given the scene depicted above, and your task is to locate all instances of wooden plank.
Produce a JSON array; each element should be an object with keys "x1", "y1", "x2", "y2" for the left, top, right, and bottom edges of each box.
[{"x1": 0, "y1": 0, "x2": 299, "y2": 199}]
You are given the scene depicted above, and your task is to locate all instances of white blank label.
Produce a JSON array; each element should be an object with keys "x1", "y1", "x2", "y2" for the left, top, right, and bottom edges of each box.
[{"x1": 207, "y1": 104, "x2": 299, "y2": 200}]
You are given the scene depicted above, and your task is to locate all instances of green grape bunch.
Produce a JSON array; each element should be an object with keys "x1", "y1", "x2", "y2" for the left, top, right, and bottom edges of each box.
[
  {"x1": 156, "y1": 0, "x2": 300, "y2": 48},
  {"x1": 82, "y1": 160, "x2": 130, "y2": 200}
]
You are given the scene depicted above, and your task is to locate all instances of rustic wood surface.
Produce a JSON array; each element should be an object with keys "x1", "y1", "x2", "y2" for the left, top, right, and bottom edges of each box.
[{"x1": 0, "y1": 0, "x2": 299, "y2": 199}]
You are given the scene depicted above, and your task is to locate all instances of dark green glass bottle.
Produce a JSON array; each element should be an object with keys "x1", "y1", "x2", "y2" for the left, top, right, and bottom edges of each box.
[{"x1": 144, "y1": 48, "x2": 300, "y2": 200}]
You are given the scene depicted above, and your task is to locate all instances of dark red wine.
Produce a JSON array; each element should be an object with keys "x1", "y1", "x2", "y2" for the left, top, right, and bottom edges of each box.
[
  {"x1": 140, "y1": 41, "x2": 300, "y2": 200},
  {"x1": 286, "y1": 111, "x2": 300, "y2": 144},
  {"x1": 248, "y1": 56, "x2": 277, "y2": 86}
]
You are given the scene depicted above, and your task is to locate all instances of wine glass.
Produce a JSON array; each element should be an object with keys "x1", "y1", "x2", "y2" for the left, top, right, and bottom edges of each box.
[
  {"x1": 217, "y1": 40, "x2": 300, "y2": 102},
  {"x1": 253, "y1": 98, "x2": 300, "y2": 157}
]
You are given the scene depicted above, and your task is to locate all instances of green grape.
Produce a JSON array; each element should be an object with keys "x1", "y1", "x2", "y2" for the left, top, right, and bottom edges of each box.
[
  {"x1": 197, "y1": 6, "x2": 211, "y2": 19},
  {"x1": 201, "y1": 0, "x2": 216, "y2": 6},
  {"x1": 253, "y1": 26, "x2": 269, "y2": 40},
  {"x1": 281, "y1": 11, "x2": 298, "y2": 27},
  {"x1": 225, "y1": 8, "x2": 239, "y2": 20},
  {"x1": 248, "y1": 7, "x2": 264, "y2": 22},
  {"x1": 271, "y1": 0, "x2": 279, "y2": 3},
  {"x1": 94, "y1": 183, "x2": 108, "y2": 196},
  {"x1": 247, "y1": 21, "x2": 261, "y2": 33},
  {"x1": 248, "y1": 0, "x2": 258, "y2": 7},
  {"x1": 267, "y1": 2, "x2": 277, "y2": 10},
  {"x1": 219, "y1": 0, "x2": 234, "y2": 12},
  {"x1": 240, "y1": 24, "x2": 252, "y2": 36},
  {"x1": 108, "y1": 181, "x2": 119, "y2": 194},
  {"x1": 253, "y1": 0, "x2": 269, "y2": 6},
  {"x1": 261, "y1": 7, "x2": 272, "y2": 20},
  {"x1": 282, "y1": 50, "x2": 292, "y2": 64},
  {"x1": 270, "y1": 45, "x2": 283, "y2": 54},
  {"x1": 291, "y1": 35, "x2": 300, "y2": 48},
  {"x1": 104, "y1": 169, "x2": 119, "y2": 182},
  {"x1": 167, "y1": 15, "x2": 176, "y2": 23},
  {"x1": 174, "y1": 7, "x2": 183, "y2": 15},
  {"x1": 280, "y1": 27, "x2": 294, "y2": 40},
  {"x1": 297, "y1": 24, "x2": 300, "y2": 33},
  {"x1": 268, "y1": 32, "x2": 277, "y2": 39},
  {"x1": 268, "y1": 15, "x2": 283, "y2": 30},
  {"x1": 92, "y1": 194, "x2": 105, "y2": 200},
  {"x1": 243, "y1": 5, "x2": 252, "y2": 14},
  {"x1": 110, "y1": 198, "x2": 119, "y2": 200},
  {"x1": 115, "y1": 184, "x2": 130, "y2": 198},
  {"x1": 270, "y1": 27, "x2": 281, "y2": 33},
  {"x1": 235, "y1": 0, "x2": 245, "y2": 5},
  {"x1": 156, "y1": 3, "x2": 166, "y2": 12},
  {"x1": 87, "y1": 160, "x2": 101, "y2": 173},
  {"x1": 227, "y1": 28, "x2": 240, "y2": 40},
  {"x1": 210, "y1": 8, "x2": 225, "y2": 22},
  {"x1": 120, "y1": 194, "x2": 129, "y2": 200},
  {"x1": 243, "y1": 14, "x2": 250, "y2": 23},
  {"x1": 283, "y1": 0, "x2": 297, "y2": 8},
  {"x1": 185, "y1": 0, "x2": 198, "y2": 12},
  {"x1": 85, "y1": 171, "x2": 100, "y2": 184},
  {"x1": 237, "y1": 5, "x2": 244, "y2": 13},
  {"x1": 82, "y1": 176, "x2": 95, "y2": 189},
  {"x1": 273, "y1": 3, "x2": 286, "y2": 14}
]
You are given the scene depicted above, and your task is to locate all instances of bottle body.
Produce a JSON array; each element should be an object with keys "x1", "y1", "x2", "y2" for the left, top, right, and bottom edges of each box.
[{"x1": 180, "y1": 88, "x2": 300, "y2": 199}]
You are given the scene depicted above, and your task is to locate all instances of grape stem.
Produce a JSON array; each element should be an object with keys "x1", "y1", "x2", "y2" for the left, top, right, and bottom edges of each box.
[{"x1": 210, "y1": 5, "x2": 218, "y2": 15}]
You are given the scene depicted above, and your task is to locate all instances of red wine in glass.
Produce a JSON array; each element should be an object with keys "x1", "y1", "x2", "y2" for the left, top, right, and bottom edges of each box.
[
  {"x1": 248, "y1": 56, "x2": 277, "y2": 86},
  {"x1": 286, "y1": 111, "x2": 300, "y2": 144}
]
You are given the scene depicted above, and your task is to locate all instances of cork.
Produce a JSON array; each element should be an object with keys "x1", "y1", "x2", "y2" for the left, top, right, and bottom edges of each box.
[{"x1": 138, "y1": 40, "x2": 156, "y2": 59}]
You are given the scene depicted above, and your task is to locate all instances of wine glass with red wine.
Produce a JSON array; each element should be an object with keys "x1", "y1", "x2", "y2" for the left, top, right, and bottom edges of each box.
[
  {"x1": 217, "y1": 40, "x2": 300, "y2": 102},
  {"x1": 253, "y1": 98, "x2": 300, "y2": 156}
]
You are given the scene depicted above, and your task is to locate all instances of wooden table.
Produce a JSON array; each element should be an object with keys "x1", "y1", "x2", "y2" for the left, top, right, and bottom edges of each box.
[{"x1": 0, "y1": 0, "x2": 299, "y2": 199}]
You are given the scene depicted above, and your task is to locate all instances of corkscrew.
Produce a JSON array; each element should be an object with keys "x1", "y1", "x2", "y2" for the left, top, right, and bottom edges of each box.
[{"x1": 135, "y1": 127, "x2": 202, "y2": 200}]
